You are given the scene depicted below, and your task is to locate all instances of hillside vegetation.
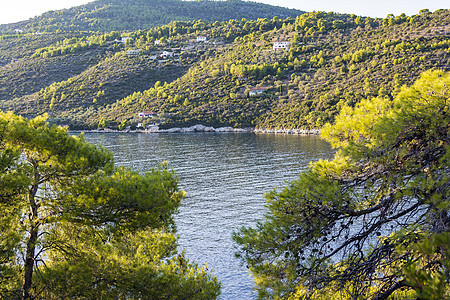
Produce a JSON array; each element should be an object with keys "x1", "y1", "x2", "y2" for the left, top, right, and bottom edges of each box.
[
  {"x1": 0, "y1": 0, "x2": 302, "y2": 33},
  {"x1": 113, "y1": 9, "x2": 450, "y2": 130},
  {"x1": 0, "y1": 9, "x2": 449, "y2": 130}
]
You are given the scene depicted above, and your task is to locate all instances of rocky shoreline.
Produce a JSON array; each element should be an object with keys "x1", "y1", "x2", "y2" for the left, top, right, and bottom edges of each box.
[
  {"x1": 75, "y1": 124, "x2": 320, "y2": 135},
  {"x1": 253, "y1": 128, "x2": 320, "y2": 135}
]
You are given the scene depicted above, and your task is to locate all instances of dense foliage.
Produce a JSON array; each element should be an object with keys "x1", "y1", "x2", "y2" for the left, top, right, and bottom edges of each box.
[
  {"x1": 0, "y1": 0, "x2": 302, "y2": 33},
  {"x1": 0, "y1": 112, "x2": 220, "y2": 299},
  {"x1": 0, "y1": 9, "x2": 449, "y2": 130},
  {"x1": 0, "y1": 32, "x2": 108, "y2": 101},
  {"x1": 233, "y1": 70, "x2": 449, "y2": 299},
  {"x1": 120, "y1": 9, "x2": 449, "y2": 129}
]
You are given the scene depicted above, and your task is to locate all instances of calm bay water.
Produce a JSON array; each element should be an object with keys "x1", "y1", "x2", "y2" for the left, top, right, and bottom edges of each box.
[{"x1": 83, "y1": 132, "x2": 334, "y2": 299}]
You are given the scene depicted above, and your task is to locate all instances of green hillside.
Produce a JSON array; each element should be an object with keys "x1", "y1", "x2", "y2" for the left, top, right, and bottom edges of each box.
[
  {"x1": 0, "y1": 0, "x2": 302, "y2": 33},
  {"x1": 1, "y1": 9, "x2": 449, "y2": 130},
  {"x1": 0, "y1": 17, "x2": 283, "y2": 127},
  {"x1": 99, "y1": 9, "x2": 450, "y2": 129},
  {"x1": 0, "y1": 33, "x2": 110, "y2": 100}
]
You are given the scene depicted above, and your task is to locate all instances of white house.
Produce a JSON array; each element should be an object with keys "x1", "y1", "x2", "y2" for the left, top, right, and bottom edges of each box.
[
  {"x1": 154, "y1": 40, "x2": 161, "y2": 45},
  {"x1": 147, "y1": 124, "x2": 160, "y2": 132},
  {"x1": 121, "y1": 37, "x2": 132, "y2": 44},
  {"x1": 15, "y1": 29, "x2": 23, "y2": 33},
  {"x1": 197, "y1": 36, "x2": 207, "y2": 42},
  {"x1": 161, "y1": 51, "x2": 173, "y2": 59},
  {"x1": 127, "y1": 49, "x2": 140, "y2": 56},
  {"x1": 249, "y1": 87, "x2": 269, "y2": 97},
  {"x1": 138, "y1": 111, "x2": 158, "y2": 118},
  {"x1": 273, "y1": 41, "x2": 290, "y2": 51}
]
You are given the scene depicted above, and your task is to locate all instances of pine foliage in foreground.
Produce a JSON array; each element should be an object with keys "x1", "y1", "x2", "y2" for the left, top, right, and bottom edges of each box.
[{"x1": 234, "y1": 70, "x2": 449, "y2": 299}]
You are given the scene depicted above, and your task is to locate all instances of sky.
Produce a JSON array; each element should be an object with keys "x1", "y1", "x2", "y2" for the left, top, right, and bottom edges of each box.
[{"x1": 1, "y1": 0, "x2": 449, "y2": 25}]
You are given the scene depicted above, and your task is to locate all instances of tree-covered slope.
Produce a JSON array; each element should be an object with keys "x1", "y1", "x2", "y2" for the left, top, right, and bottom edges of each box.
[
  {"x1": 6, "y1": 54, "x2": 192, "y2": 127},
  {"x1": 0, "y1": 50, "x2": 107, "y2": 101},
  {"x1": 0, "y1": 0, "x2": 303, "y2": 33},
  {"x1": 1, "y1": 10, "x2": 449, "y2": 130},
  {"x1": 0, "y1": 31, "x2": 120, "y2": 100},
  {"x1": 107, "y1": 9, "x2": 450, "y2": 129},
  {"x1": 0, "y1": 18, "x2": 279, "y2": 127}
]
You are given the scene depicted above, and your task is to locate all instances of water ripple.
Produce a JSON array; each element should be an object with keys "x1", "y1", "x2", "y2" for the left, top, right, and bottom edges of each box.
[{"x1": 82, "y1": 132, "x2": 334, "y2": 300}]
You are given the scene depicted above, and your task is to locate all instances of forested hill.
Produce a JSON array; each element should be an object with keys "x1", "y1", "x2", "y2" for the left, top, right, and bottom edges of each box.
[
  {"x1": 0, "y1": 0, "x2": 303, "y2": 33},
  {"x1": 110, "y1": 9, "x2": 450, "y2": 130},
  {"x1": 0, "y1": 9, "x2": 449, "y2": 130}
]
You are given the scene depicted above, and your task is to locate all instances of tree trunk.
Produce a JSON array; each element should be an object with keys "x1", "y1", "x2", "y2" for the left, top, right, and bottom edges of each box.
[
  {"x1": 22, "y1": 170, "x2": 40, "y2": 300},
  {"x1": 22, "y1": 223, "x2": 38, "y2": 300}
]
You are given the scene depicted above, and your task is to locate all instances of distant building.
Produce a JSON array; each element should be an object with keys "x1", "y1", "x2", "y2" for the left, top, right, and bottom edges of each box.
[
  {"x1": 15, "y1": 29, "x2": 23, "y2": 33},
  {"x1": 147, "y1": 124, "x2": 160, "y2": 132},
  {"x1": 249, "y1": 87, "x2": 269, "y2": 97},
  {"x1": 273, "y1": 41, "x2": 289, "y2": 51},
  {"x1": 127, "y1": 49, "x2": 140, "y2": 56},
  {"x1": 121, "y1": 37, "x2": 132, "y2": 44},
  {"x1": 161, "y1": 51, "x2": 173, "y2": 59},
  {"x1": 138, "y1": 111, "x2": 158, "y2": 118},
  {"x1": 197, "y1": 36, "x2": 207, "y2": 42},
  {"x1": 154, "y1": 40, "x2": 161, "y2": 45}
]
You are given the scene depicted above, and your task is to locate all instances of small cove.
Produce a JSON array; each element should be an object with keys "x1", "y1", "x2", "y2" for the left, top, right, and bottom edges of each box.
[{"x1": 82, "y1": 132, "x2": 335, "y2": 299}]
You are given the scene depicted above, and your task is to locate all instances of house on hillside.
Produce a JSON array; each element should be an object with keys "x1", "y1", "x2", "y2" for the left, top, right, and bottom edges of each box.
[
  {"x1": 161, "y1": 51, "x2": 173, "y2": 59},
  {"x1": 138, "y1": 111, "x2": 158, "y2": 118},
  {"x1": 273, "y1": 41, "x2": 289, "y2": 51},
  {"x1": 197, "y1": 36, "x2": 207, "y2": 42},
  {"x1": 121, "y1": 37, "x2": 132, "y2": 44},
  {"x1": 249, "y1": 87, "x2": 269, "y2": 97},
  {"x1": 127, "y1": 49, "x2": 140, "y2": 56}
]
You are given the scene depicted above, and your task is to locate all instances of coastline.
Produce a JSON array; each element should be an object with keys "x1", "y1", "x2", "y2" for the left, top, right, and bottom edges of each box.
[{"x1": 71, "y1": 124, "x2": 320, "y2": 135}]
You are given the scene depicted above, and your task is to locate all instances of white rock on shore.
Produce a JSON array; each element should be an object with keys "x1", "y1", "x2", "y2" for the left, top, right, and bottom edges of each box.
[
  {"x1": 75, "y1": 125, "x2": 320, "y2": 135},
  {"x1": 156, "y1": 125, "x2": 254, "y2": 133},
  {"x1": 253, "y1": 128, "x2": 320, "y2": 135}
]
